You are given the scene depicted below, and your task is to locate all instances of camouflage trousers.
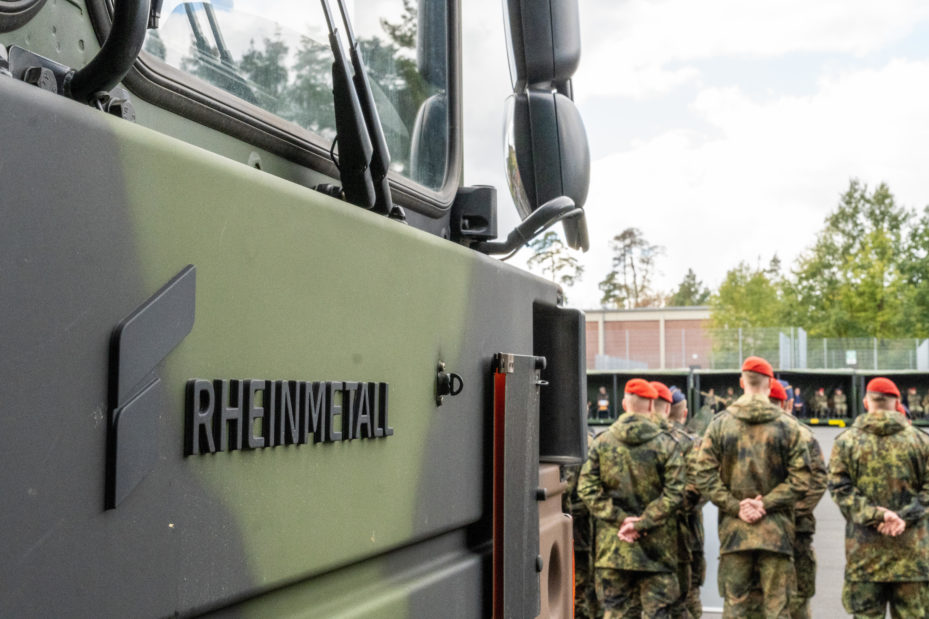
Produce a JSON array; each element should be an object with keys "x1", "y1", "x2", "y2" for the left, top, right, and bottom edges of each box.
[
  {"x1": 718, "y1": 550, "x2": 794, "y2": 618},
  {"x1": 686, "y1": 551, "x2": 705, "y2": 618},
  {"x1": 595, "y1": 567, "x2": 679, "y2": 618},
  {"x1": 842, "y1": 580, "x2": 929, "y2": 618},
  {"x1": 789, "y1": 533, "x2": 815, "y2": 619},
  {"x1": 670, "y1": 561, "x2": 693, "y2": 619},
  {"x1": 574, "y1": 550, "x2": 600, "y2": 619}
]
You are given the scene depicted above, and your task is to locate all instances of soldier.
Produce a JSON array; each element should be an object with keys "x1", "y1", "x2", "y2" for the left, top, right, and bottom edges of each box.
[
  {"x1": 907, "y1": 387, "x2": 923, "y2": 419},
  {"x1": 770, "y1": 380, "x2": 828, "y2": 619},
  {"x1": 693, "y1": 356, "x2": 811, "y2": 618},
  {"x1": 833, "y1": 387, "x2": 847, "y2": 418},
  {"x1": 578, "y1": 378, "x2": 685, "y2": 618},
  {"x1": 597, "y1": 386, "x2": 612, "y2": 421},
  {"x1": 650, "y1": 381, "x2": 674, "y2": 430},
  {"x1": 722, "y1": 386, "x2": 736, "y2": 408},
  {"x1": 564, "y1": 431, "x2": 599, "y2": 619},
  {"x1": 810, "y1": 387, "x2": 828, "y2": 419},
  {"x1": 828, "y1": 377, "x2": 929, "y2": 618},
  {"x1": 792, "y1": 387, "x2": 805, "y2": 418},
  {"x1": 701, "y1": 388, "x2": 719, "y2": 413},
  {"x1": 669, "y1": 386, "x2": 705, "y2": 618}
]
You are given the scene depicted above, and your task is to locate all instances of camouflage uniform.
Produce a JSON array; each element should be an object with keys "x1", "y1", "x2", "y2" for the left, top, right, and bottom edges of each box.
[
  {"x1": 828, "y1": 410, "x2": 929, "y2": 618},
  {"x1": 564, "y1": 435, "x2": 599, "y2": 619},
  {"x1": 834, "y1": 390, "x2": 848, "y2": 417},
  {"x1": 578, "y1": 412, "x2": 685, "y2": 618},
  {"x1": 810, "y1": 391, "x2": 827, "y2": 418},
  {"x1": 693, "y1": 394, "x2": 811, "y2": 618},
  {"x1": 671, "y1": 419, "x2": 704, "y2": 619},
  {"x1": 908, "y1": 390, "x2": 923, "y2": 419},
  {"x1": 789, "y1": 422, "x2": 828, "y2": 619}
]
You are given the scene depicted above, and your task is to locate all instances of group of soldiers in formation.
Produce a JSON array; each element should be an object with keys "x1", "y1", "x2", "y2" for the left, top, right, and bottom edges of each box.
[{"x1": 567, "y1": 356, "x2": 929, "y2": 618}]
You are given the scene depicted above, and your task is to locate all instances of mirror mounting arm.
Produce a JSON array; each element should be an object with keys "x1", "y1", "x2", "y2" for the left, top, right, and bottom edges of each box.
[{"x1": 474, "y1": 196, "x2": 586, "y2": 256}]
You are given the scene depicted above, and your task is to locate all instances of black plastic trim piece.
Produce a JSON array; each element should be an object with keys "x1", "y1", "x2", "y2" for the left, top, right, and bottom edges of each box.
[
  {"x1": 83, "y1": 0, "x2": 462, "y2": 220},
  {"x1": 0, "y1": 0, "x2": 47, "y2": 33},
  {"x1": 533, "y1": 302, "x2": 586, "y2": 464},
  {"x1": 106, "y1": 265, "x2": 196, "y2": 509}
]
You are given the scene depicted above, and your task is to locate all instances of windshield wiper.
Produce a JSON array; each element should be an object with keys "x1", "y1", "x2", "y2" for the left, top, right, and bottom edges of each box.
[
  {"x1": 334, "y1": 0, "x2": 397, "y2": 219},
  {"x1": 319, "y1": 0, "x2": 403, "y2": 220}
]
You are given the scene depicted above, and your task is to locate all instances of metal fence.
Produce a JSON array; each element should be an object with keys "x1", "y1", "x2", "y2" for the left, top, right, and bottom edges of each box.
[
  {"x1": 709, "y1": 328, "x2": 929, "y2": 371},
  {"x1": 592, "y1": 324, "x2": 929, "y2": 371}
]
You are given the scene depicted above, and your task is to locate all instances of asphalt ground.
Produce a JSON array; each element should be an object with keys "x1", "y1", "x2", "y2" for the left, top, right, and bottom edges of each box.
[{"x1": 701, "y1": 425, "x2": 849, "y2": 618}]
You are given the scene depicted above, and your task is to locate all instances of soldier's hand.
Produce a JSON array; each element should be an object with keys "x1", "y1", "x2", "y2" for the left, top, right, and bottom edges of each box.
[
  {"x1": 877, "y1": 510, "x2": 906, "y2": 536},
  {"x1": 618, "y1": 517, "x2": 641, "y2": 542},
  {"x1": 738, "y1": 496, "x2": 765, "y2": 523}
]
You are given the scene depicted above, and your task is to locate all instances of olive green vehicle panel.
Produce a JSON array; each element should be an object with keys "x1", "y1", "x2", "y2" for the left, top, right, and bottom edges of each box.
[{"x1": 1, "y1": 77, "x2": 559, "y2": 616}]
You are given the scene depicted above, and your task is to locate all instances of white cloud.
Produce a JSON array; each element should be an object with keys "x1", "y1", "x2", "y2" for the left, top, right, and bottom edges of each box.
[{"x1": 569, "y1": 58, "x2": 929, "y2": 309}]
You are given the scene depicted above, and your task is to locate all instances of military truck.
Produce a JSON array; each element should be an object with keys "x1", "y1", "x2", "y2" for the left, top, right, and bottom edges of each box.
[{"x1": 1, "y1": 0, "x2": 590, "y2": 615}]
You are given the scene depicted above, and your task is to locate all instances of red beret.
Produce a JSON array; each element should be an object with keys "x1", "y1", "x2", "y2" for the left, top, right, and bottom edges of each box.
[
  {"x1": 742, "y1": 356, "x2": 774, "y2": 378},
  {"x1": 625, "y1": 378, "x2": 658, "y2": 400},
  {"x1": 867, "y1": 377, "x2": 900, "y2": 398},
  {"x1": 649, "y1": 381, "x2": 673, "y2": 403},
  {"x1": 769, "y1": 381, "x2": 788, "y2": 402}
]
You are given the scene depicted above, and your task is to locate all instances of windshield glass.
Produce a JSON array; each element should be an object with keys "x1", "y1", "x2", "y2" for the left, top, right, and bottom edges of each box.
[{"x1": 145, "y1": 0, "x2": 448, "y2": 189}]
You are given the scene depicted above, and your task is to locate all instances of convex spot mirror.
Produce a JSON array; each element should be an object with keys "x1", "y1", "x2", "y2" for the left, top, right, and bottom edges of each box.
[
  {"x1": 503, "y1": 0, "x2": 580, "y2": 91},
  {"x1": 504, "y1": 89, "x2": 590, "y2": 249}
]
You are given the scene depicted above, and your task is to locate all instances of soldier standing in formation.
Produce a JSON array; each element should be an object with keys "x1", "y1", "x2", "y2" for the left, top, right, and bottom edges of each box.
[
  {"x1": 694, "y1": 356, "x2": 811, "y2": 617},
  {"x1": 564, "y1": 430, "x2": 599, "y2": 619},
  {"x1": 828, "y1": 377, "x2": 929, "y2": 617},
  {"x1": 769, "y1": 380, "x2": 828, "y2": 619},
  {"x1": 578, "y1": 379, "x2": 685, "y2": 618},
  {"x1": 669, "y1": 386, "x2": 705, "y2": 618}
]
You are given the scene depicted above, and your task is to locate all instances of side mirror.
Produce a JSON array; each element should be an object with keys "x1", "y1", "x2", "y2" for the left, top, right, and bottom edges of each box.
[{"x1": 503, "y1": 0, "x2": 589, "y2": 251}]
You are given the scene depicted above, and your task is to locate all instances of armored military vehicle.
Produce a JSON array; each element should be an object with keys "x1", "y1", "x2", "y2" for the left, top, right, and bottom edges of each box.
[{"x1": 1, "y1": 0, "x2": 590, "y2": 615}]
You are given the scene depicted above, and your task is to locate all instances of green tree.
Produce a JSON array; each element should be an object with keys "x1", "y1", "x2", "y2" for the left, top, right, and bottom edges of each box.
[
  {"x1": 668, "y1": 268, "x2": 711, "y2": 306},
  {"x1": 598, "y1": 228, "x2": 663, "y2": 308},
  {"x1": 781, "y1": 179, "x2": 913, "y2": 338},
  {"x1": 902, "y1": 207, "x2": 929, "y2": 337},
  {"x1": 526, "y1": 231, "x2": 583, "y2": 297},
  {"x1": 710, "y1": 261, "x2": 782, "y2": 329}
]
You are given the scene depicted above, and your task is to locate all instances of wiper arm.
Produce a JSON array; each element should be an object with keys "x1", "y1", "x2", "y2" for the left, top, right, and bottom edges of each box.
[
  {"x1": 335, "y1": 0, "x2": 398, "y2": 219},
  {"x1": 320, "y1": 0, "x2": 376, "y2": 209}
]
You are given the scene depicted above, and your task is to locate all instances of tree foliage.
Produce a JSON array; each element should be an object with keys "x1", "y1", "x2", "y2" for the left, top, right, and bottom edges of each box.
[
  {"x1": 781, "y1": 180, "x2": 917, "y2": 337},
  {"x1": 710, "y1": 259, "x2": 783, "y2": 329},
  {"x1": 598, "y1": 228, "x2": 664, "y2": 308},
  {"x1": 668, "y1": 268, "x2": 711, "y2": 306},
  {"x1": 526, "y1": 231, "x2": 584, "y2": 297}
]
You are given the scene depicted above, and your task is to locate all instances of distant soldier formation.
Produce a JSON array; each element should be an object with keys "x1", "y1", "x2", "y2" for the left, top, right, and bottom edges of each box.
[{"x1": 570, "y1": 358, "x2": 929, "y2": 618}]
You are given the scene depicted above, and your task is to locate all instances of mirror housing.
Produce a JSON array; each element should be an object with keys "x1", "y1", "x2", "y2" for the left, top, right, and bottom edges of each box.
[
  {"x1": 504, "y1": 89, "x2": 589, "y2": 248},
  {"x1": 504, "y1": 0, "x2": 580, "y2": 91}
]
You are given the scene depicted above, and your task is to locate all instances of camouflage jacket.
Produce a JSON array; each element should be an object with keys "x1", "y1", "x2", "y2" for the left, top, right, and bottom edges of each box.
[
  {"x1": 795, "y1": 421, "x2": 827, "y2": 533},
  {"x1": 693, "y1": 393, "x2": 811, "y2": 556},
  {"x1": 671, "y1": 420, "x2": 704, "y2": 561},
  {"x1": 828, "y1": 411, "x2": 929, "y2": 582},
  {"x1": 578, "y1": 412, "x2": 685, "y2": 572}
]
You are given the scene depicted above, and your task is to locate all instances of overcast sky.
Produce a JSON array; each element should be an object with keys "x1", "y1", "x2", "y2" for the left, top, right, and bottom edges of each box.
[{"x1": 463, "y1": 0, "x2": 929, "y2": 310}]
